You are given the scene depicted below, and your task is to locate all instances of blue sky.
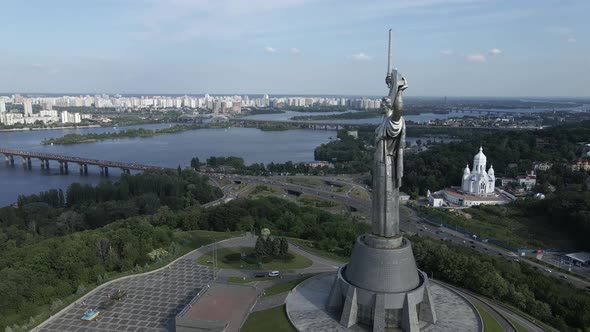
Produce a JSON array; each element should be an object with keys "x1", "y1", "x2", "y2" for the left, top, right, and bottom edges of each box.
[{"x1": 0, "y1": 0, "x2": 588, "y2": 96}]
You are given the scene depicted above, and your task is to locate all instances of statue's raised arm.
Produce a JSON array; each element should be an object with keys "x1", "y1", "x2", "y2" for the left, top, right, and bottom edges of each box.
[{"x1": 393, "y1": 76, "x2": 408, "y2": 122}]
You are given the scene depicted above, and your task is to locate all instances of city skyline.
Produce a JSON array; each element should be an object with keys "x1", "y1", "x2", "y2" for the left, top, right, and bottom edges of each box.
[{"x1": 0, "y1": 0, "x2": 589, "y2": 97}]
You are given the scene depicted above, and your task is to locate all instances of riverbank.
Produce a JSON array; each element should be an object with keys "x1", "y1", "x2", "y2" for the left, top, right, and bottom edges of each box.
[
  {"x1": 0, "y1": 124, "x2": 101, "y2": 132},
  {"x1": 41, "y1": 123, "x2": 231, "y2": 145},
  {"x1": 290, "y1": 109, "x2": 455, "y2": 121}
]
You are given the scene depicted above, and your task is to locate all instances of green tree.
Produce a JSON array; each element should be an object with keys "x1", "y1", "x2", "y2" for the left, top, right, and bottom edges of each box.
[
  {"x1": 279, "y1": 237, "x2": 289, "y2": 256},
  {"x1": 254, "y1": 236, "x2": 266, "y2": 257},
  {"x1": 56, "y1": 211, "x2": 83, "y2": 235},
  {"x1": 271, "y1": 238, "x2": 281, "y2": 256}
]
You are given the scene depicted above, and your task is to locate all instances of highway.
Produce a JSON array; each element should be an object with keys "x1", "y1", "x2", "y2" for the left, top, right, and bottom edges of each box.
[
  {"x1": 204, "y1": 173, "x2": 590, "y2": 292},
  {"x1": 201, "y1": 175, "x2": 560, "y2": 332}
]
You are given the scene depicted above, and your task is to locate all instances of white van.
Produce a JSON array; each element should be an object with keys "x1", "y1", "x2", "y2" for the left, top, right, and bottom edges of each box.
[{"x1": 268, "y1": 271, "x2": 280, "y2": 277}]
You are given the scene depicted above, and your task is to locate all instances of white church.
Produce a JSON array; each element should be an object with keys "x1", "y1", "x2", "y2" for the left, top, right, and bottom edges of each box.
[{"x1": 428, "y1": 147, "x2": 510, "y2": 207}]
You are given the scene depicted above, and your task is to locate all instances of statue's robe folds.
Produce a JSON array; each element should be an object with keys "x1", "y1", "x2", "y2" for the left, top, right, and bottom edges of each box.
[{"x1": 372, "y1": 116, "x2": 405, "y2": 238}]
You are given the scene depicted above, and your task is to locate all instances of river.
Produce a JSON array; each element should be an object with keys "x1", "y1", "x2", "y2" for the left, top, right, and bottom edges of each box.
[
  {"x1": 241, "y1": 105, "x2": 587, "y2": 125},
  {"x1": 241, "y1": 110, "x2": 466, "y2": 124},
  {"x1": 0, "y1": 124, "x2": 335, "y2": 206},
  {"x1": 0, "y1": 117, "x2": 456, "y2": 206}
]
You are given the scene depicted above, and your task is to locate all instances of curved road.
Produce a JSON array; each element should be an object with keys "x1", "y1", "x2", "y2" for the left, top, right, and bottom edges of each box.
[
  {"x1": 441, "y1": 281, "x2": 546, "y2": 332},
  {"x1": 220, "y1": 174, "x2": 590, "y2": 291}
]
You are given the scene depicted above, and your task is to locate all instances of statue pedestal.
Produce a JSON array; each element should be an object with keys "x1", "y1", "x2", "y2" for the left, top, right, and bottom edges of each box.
[{"x1": 326, "y1": 235, "x2": 437, "y2": 331}]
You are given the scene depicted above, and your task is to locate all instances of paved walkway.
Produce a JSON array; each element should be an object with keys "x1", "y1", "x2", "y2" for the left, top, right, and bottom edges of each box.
[
  {"x1": 36, "y1": 236, "x2": 338, "y2": 332},
  {"x1": 39, "y1": 258, "x2": 214, "y2": 332},
  {"x1": 252, "y1": 293, "x2": 289, "y2": 312}
]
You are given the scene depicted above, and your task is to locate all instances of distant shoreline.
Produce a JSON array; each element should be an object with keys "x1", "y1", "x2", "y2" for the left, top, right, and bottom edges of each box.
[{"x1": 0, "y1": 125, "x2": 101, "y2": 132}]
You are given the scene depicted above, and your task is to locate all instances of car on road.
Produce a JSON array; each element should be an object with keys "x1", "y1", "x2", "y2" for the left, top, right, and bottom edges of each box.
[
  {"x1": 254, "y1": 272, "x2": 267, "y2": 278},
  {"x1": 559, "y1": 275, "x2": 567, "y2": 279},
  {"x1": 268, "y1": 271, "x2": 280, "y2": 277},
  {"x1": 544, "y1": 268, "x2": 552, "y2": 273}
]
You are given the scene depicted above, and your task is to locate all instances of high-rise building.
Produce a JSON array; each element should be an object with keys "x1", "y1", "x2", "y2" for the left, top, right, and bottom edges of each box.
[
  {"x1": 213, "y1": 100, "x2": 222, "y2": 113},
  {"x1": 61, "y1": 111, "x2": 69, "y2": 124},
  {"x1": 0, "y1": 100, "x2": 6, "y2": 113},
  {"x1": 231, "y1": 101, "x2": 242, "y2": 113},
  {"x1": 24, "y1": 99, "x2": 33, "y2": 117}
]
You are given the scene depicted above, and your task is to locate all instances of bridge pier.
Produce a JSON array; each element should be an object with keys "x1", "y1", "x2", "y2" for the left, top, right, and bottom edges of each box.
[
  {"x1": 79, "y1": 164, "x2": 88, "y2": 175},
  {"x1": 100, "y1": 166, "x2": 109, "y2": 176},
  {"x1": 5, "y1": 155, "x2": 15, "y2": 165},
  {"x1": 45, "y1": 159, "x2": 50, "y2": 169},
  {"x1": 40, "y1": 159, "x2": 45, "y2": 169},
  {"x1": 20, "y1": 157, "x2": 31, "y2": 170},
  {"x1": 121, "y1": 168, "x2": 130, "y2": 174},
  {"x1": 59, "y1": 161, "x2": 69, "y2": 174}
]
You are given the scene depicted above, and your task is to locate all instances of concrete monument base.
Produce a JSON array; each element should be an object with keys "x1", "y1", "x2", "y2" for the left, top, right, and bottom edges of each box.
[
  {"x1": 286, "y1": 274, "x2": 481, "y2": 332},
  {"x1": 325, "y1": 236, "x2": 436, "y2": 331}
]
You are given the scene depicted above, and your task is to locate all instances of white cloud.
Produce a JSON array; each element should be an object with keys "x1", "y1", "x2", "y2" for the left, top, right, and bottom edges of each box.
[
  {"x1": 488, "y1": 48, "x2": 502, "y2": 55},
  {"x1": 264, "y1": 46, "x2": 277, "y2": 53},
  {"x1": 350, "y1": 53, "x2": 371, "y2": 61},
  {"x1": 290, "y1": 47, "x2": 301, "y2": 54},
  {"x1": 440, "y1": 49, "x2": 454, "y2": 56},
  {"x1": 567, "y1": 37, "x2": 577, "y2": 43},
  {"x1": 465, "y1": 54, "x2": 486, "y2": 62}
]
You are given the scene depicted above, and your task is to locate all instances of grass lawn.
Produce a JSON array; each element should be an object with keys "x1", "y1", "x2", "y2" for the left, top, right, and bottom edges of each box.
[
  {"x1": 217, "y1": 177, "x2": 233, "y2": 186},
  {"x1": 196, "y1": 247, "x2": 313, "y2": 270},
  {"x1": 474, "y1": 304, "x2": 504, "y2": 332},
  {"x1": 242, "y1": 184, "x2": 286, "y2": 198},
  {"x1": 350, "y1": 186, "x2": 370, "y2": 200},
  {"x1": 231, "y1": 182, "x2": 250, "y2": 193},
  {"x1": 263, "y1": 275, "x2": 313, "y2": 297},
  {"x1": 297, "y1": 194, "x2": 339, "y2": 208},
  {"x1": 508, "y1": 317, "x2": 529, "y2": 332},
  {"x1": 287, "y1": 237, "x2": 349, "y2": 263},
  {"x1": 283, "y1": 177, "x2": 324, "y2": 187},
  {"x1": 241, "y1": 305, "x2": 296, "y2": 332},
  {"x1": 329, "y1": 184, "x2": 350, "y2": 193}
]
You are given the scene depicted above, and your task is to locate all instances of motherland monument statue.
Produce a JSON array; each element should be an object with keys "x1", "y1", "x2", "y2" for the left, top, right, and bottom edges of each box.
[{"x1": 326, "y1": 29, "x2": 437, "y2": 331}]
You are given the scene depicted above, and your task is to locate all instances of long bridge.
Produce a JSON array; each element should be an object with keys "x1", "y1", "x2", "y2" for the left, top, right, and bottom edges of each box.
[
  {"x1": 0, "y1": 148, "x2": 164, "y2": 176},
  {"x1": 229, "y1": 118, "x2": 536, "y2": 131}
]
